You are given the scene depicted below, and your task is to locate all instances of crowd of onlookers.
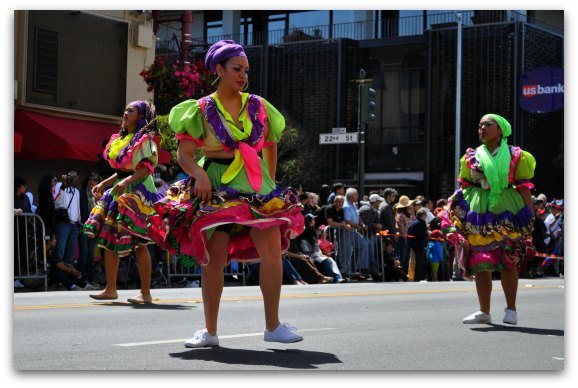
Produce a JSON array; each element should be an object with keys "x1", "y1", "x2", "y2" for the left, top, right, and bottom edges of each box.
[{"x1": 14, "y1": 169, "x2": 565, "y2": 291}]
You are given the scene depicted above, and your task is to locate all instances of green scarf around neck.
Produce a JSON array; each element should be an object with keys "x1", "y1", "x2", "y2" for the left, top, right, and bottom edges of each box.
[{"x1": 475, "y1": 114, "x2": 512, "y2": 208}]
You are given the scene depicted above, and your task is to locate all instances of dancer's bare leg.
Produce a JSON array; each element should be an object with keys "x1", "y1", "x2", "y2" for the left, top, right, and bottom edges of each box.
[
  {"x1": 251, "y1": 226, "x2": 282, "y2": 331},
  {"x1": 90, "y1": 249, "x2": 119, "y2": 299},
  {"x1": 202, "y1": 231, "x2": 230, "y2": 336},
  {"x1": 129, "y1": 245, "x2": 153, "y2": 303},
  {"x1": 500, "y1": 266, "x2": 518, "y2": 311},
  {"x1": 474, "y1": 270, "x2": 492, "y2": 314}
]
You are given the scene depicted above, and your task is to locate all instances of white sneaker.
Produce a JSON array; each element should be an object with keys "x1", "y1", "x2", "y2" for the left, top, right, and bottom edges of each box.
[
  {"x1": 82, "y1": 283, "x2": 99, "y2": 291},
  {"x1": 70, "y1": 284, "x2": 83, "y2": 291},
  {"x1": 462, "y1": 311, "x2": 492, "y2": 324},
  {"x1": 264, "y1": 322, "x2": 304, "y2": 343},
  {"x1": 503, "y1": 309, "x2": 518, "y2": 325},
  {"x1": 184, "y1": 329, "x2": 219, "y2": 348}
]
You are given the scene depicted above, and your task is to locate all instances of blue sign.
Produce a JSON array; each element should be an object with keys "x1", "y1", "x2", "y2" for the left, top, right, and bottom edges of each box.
[{"x1": 520, "y1": 67, "x2": 564, "y2": 113}]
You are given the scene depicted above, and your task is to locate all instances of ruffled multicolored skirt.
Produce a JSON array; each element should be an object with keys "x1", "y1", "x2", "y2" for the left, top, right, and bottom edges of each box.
[
  {"x1": 83, "y1": 177, "x2": 163, "y2": 257},
  {"x1": 439, "y1": 186, "x2": 535, "y2": 279},
  {"x1": 147, "y1": 176, "x2": 305, "y2": 267}
]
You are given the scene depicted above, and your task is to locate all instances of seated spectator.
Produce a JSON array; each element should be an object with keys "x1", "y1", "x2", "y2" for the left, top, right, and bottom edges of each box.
[
  {"x1": 287, "y1": 238, "x2": 333, "y2": 284},
  {"x1": 46, "y1": 236, "x2": 98, "y2": 291},
  {"x1": 382, "y1": 238, "x2": 408, "y2": 282},
  {"x1": 298, "y1": 214, "x2": 346, "y2": 283}
]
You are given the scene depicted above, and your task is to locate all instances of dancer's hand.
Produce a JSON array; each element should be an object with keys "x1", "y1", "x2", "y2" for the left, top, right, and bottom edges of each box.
[
  {"x1": 111, "y1": 178, "x2": 131, "y2": 196},
  {"x1": 192, "y1": 170, "x2": 212, "y2": 202},
  {"x1": 92, "y1": 182, "x2": 104, "y2": 197}
]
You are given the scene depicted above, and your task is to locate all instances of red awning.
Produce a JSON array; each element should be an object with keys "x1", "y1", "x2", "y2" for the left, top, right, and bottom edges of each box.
[
  {"x1": 15, "y1": 109, "x2": 171, "y2": 164},
  {"x1": 14, "y1": 131, "x2": 23, "y2": 152}
]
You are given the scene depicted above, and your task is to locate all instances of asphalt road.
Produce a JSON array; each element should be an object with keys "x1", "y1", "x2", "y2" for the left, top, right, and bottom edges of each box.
[{"x1": 13, "y1": 278, "x2": 564, "y2": 371}]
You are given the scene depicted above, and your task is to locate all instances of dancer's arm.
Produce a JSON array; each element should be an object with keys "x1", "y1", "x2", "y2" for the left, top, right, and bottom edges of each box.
[
  {"x1": 92, "y1": 173, "x2": 118, "y2": 197},
  {"x1": 177, "y1": 141, "x2": 212, "y2": 202},
  {"x1": 111, "y1": 167, "x2": 149, "y2": 196}
]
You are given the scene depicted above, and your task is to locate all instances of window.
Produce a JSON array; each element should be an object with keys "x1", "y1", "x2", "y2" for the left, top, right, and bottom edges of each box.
[
  {"x1": 33, "y1": 27, "x2": 58, "y2": 94},
  {"x1": 206, "y1": 20, "x2": 223, "y2": 43}
]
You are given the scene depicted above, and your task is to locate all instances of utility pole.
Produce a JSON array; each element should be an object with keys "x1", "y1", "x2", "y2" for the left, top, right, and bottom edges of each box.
[
  {"x1": 454, "y1": 12, "x2": 463, "y2": 190},
  {"x1": 358, "y1": 69, "x2": 366, "y2": 198}
]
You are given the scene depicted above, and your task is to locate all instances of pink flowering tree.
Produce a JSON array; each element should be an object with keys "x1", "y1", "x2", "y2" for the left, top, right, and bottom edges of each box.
[{"x1": 140, "y1": 56, "x2": 212, "y2": 115}]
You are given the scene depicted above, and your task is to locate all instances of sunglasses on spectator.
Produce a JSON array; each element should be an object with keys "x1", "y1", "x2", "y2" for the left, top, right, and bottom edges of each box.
[{"x1": 478, "y1": 121, "x2": 495, "y2": 129}]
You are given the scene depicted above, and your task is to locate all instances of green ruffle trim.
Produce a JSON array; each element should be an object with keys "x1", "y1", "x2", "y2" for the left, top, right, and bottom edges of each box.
[
  {"x1": 165, "y1": 232, "x2": 198, "y2": 268},
  {"x1": 468, "y1": 262, "x2": 505, "y2": 276},
  {"x1": 117, "y1": 213, "x2": 148, "y2": 236}
]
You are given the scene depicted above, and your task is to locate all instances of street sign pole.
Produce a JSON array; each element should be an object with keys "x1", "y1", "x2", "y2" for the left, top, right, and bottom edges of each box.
[{"x1": 358, "y1": 69, "x2": 366, "y2": 198}]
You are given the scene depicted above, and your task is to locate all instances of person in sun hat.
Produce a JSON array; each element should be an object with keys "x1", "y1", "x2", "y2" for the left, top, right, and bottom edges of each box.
[
  {"x1": 438, "y1": 113, "x2": 536, "y2": 326},
  {"x1": 393, "y1": 195, "x2": 416, "y2": 273},
  {"x1": 147, "y1": 40, "x2": 304, "y2": 348}
]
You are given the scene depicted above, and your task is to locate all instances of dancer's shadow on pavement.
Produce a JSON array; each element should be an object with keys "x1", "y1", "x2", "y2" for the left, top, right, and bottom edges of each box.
[
  {"x1": 170, "y1": 347, "x2": 342, "y2": 369},
  {"x1": 470, "y1": 324, "x2": 564, "y2": 336},
  {"x1": 95, "y1": 302, "x2": 195, "y2": 310}
]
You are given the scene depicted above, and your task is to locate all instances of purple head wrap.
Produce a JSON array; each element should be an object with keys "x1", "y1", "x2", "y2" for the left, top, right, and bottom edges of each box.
[{"x1": 205, "y1": 40, "x2": 247, "y2": 73}]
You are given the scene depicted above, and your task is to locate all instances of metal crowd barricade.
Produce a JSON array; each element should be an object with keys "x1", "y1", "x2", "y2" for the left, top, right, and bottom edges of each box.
[
  {"x1": 322, "y1": 225, "x2": 371, "y2": 277},
  {"x1": 14, "y1": 213, "x2": 48, "y2": 291},
  {"x1": 165, "y1": 252, "x2": 246, "y2": 286}
]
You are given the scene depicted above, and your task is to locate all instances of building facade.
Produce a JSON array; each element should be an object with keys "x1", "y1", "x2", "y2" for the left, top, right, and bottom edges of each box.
[
  {"x1": 147, "y1": 10, "x2": 565, "y2": 199},
  {"x1": 14, "y1": 10, "x2": 159, "y2": 190}
]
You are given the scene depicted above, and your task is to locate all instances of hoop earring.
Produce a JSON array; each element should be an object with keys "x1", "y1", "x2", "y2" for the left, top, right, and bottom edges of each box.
[{"x1": 242, "y1": 79, "x2": 249, "y2": 92}]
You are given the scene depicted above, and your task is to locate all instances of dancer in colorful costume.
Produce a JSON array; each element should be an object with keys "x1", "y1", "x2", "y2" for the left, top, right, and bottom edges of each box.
[
  {"x1": 148, "y1": 40, "x2": 305, "y2": 347},
  {"x1": 440, "y1": 114, "x2": 536, "y2": 325},
  {"x1": 84, "y1": 100, "x2": 162, "y2": 303}
]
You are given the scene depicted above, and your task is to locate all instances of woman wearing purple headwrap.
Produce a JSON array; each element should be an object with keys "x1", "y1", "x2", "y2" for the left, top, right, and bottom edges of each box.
[
  {"x1": 440, "y1": 114, "x2": 536, "y2": 325},
  {"x1": 84, "y1": 100, "x2": 163, "y2": 303},
  {"x1": 148, "y1": 40, "x2": 304, "y2": 346}
]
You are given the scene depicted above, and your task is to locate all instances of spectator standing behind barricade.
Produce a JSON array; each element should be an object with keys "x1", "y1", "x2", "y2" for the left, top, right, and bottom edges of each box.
[
  {"x1": 382, "y1": 238, "x2": 408, "y2": 282},
  {"x1": 428, "y1": 218, "x2": 444, "y2": 282},
  {"x1": 299, "y1": 192, "x2": 312, "y2": 215},
  {"x1": 326, "y1": 182, "x2": 346, "y2": 205},
  {"x1": 319, "y1": 184, "x2": 331, "y2": 207},
  {"x1": 53, "y1": 170, "x2": 81, "y2": 268},
  {"x1": 439, "y1": 113, "x2": 536, "y2": 325},
  {"x1": 78, "y1": 172, "x2": 102, "y2": 287},
  {"x1": 408, "y1": 208, "x2": 429, "y2": 282},
  {"x1": 315, "y1": 184, "x2": 331, "y2": 226},
  {"x1": 393, "y1": 195, "x2": 415, "y2": 274},
  {"x1": 544, "y1": 199, "x2": 563, "y2": 276},
  {"x1": 420, "y1": 197, "x2": 436, "y2": 225},
  {"x1": 15, "y1": 176, "x2": 33, "y2": 284},
  {"x1": 298, "y1": 214, "x2": 345, "y2": 283},
  {"x1": 343, "y1": 188, "x2": 374, "y2": 279},
  {"x1": 308, "y1": 192, "x2": 320, "y2": 214},
  {"x1": 359, "y1": 194, "x2": 384, "y2": 281},
  {"x1": 84, "y1": 100, "x2": 163, "y2": 304},
  {"x1": 325, "y1": 195, "x2": 353, "y2": 280}
]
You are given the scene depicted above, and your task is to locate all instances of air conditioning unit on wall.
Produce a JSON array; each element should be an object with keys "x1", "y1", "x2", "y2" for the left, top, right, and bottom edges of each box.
[{"x1": 132, "y1": 24, "x2": 154, "y2": 49}]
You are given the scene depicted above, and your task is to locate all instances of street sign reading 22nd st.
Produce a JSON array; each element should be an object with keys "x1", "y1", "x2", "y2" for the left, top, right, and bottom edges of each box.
[{"x1": 319, "y1": 132, "x2": 359, "y2": 144}]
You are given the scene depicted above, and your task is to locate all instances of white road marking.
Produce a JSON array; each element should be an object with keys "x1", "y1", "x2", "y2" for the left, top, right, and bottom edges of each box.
[
  {"x1": 552, "y1": 357, "x2": 564, "y2": 361},
  {"x1": 114, "y1": 328, "x2": 338, "y2": 347}
]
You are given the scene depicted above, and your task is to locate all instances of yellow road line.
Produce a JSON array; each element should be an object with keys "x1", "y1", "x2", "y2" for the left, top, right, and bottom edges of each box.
[{"x1": 14, "y1": 285, "x2": 561, "y2": 311}]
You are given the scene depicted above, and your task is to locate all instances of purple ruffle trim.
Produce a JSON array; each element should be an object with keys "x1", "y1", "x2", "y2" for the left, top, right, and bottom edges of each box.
[{"x1": 452, "y1": 190, "x2": 533, "y2": 228}]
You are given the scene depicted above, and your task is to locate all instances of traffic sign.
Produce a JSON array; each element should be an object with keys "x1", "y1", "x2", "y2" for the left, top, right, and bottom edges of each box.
[
  {"x1": 332, "y1": 127, "x2": 347, "y2": 134},
  {"x1": 319, "y1": 132, "x2": 358, "y2": 144}
]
